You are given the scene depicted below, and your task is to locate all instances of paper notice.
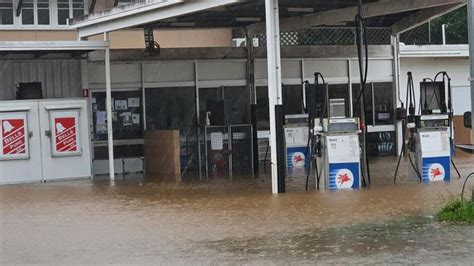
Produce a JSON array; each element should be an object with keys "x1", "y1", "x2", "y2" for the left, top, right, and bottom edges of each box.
[
  {"x1": 128, "y1": 98, "x2": 141, "y2": 108},
  {"x1": 120, "y1": 112, "x2": 132, "y2": 126},
  {"x1": 115, "y1": 100, "x2": 128, "y2": 111},
  {"x1": 132, "y1": 114, "x2": 140, "y2": 125}
]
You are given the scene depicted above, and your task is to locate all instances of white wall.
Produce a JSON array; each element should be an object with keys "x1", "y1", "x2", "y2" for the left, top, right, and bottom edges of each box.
[{"x1": 0, "y1": 60, "x2": 82, "y2": 100}]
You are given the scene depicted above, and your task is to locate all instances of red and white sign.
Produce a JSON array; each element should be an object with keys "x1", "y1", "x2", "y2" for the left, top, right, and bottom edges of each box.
[
  {"x1": 0, "y1": 113, "x2": 29, "y2": 160},
  {"x1": 54, "y1": 117, "x2": 77, "y2": 153},
  {"x1": 50, "y1": 110, "x2": 81, "y2": 157}
]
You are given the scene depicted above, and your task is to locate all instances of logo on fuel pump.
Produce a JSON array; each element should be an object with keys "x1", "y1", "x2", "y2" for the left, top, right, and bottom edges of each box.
[
  {"x1": 291, "y1": 152, "x2": 306, "y2": 167},
  {"x1": 428, "y1": 163, "x2": 445, "y2": 181},
  {"x1": 335, "y1": 169, "x2": 354, "y2": 189}
]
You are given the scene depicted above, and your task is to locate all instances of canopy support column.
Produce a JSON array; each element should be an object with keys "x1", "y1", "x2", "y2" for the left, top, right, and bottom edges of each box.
[
  {"x1": 469, "y1": 0, "x2": 474, "y2": 143},
  {"x1": 104, "y1": 32, "x2": 115, "y2": 180},
  {"x1": 265, "y1": 0, "x2": 283, "y2": 194}
]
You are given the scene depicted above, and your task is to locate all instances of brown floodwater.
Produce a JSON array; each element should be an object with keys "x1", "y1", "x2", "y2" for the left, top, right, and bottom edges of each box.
[{"x1": 1, "y1": 155, "x2": 473, "y2": 264}]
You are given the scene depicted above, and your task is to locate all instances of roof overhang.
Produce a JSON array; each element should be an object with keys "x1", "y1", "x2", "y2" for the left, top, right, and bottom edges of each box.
[
  {"x1": 0, "y1": 41, "x2": 109, "y2": 51},
  {"x1": 70, "y1": 0, "x2": 466, "y2": 39},
  {"x1": 399, "y1": 44, "x2": 470, "y2": 57},
  {"x1": 0, "y1": 41, "x2": 109, "y2": 60}
]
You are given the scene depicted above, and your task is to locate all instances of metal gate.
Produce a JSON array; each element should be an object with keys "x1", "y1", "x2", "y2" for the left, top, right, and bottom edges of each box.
[{"x1": 201, "y1": 125, "x2": 254, "y2": 180}]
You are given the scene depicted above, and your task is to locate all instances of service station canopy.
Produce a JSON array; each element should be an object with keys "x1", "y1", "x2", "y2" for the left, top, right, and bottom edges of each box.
[{"x1": 70, "y1": 0, "x2": 467, "y2": 38}]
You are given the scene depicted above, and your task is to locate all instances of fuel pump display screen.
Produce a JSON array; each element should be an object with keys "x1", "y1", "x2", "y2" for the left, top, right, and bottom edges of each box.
[
  {"x1": 49, "y1": 110, "x2": 81, "y2": 157},
  {"x1": 0, "y1": 113, "x2": 29, "y2": 161}
]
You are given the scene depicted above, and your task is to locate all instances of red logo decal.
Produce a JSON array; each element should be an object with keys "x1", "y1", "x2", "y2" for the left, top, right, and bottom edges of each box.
[
  {"x1": 1, "y1": 119, "x2": 26, "y2": 155},
  {"x1": 430, "y1": 168, "x2": 443, "y2": 179},
  {"x1": 337, "y1": 173, "x2": 351, "y2": 185},
  {"x1": 55, "y1": 117, "x2": 77, "y2": 153}
]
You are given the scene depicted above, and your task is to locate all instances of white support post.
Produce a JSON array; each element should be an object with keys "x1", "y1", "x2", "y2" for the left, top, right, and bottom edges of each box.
[
  {"x1": 104, "y1": 32, "x2": 115, "y2": 180},
  {"x1": 469, "y1": 0, "x2": 474, "y2": 143},
  {"x1": 265, "y1": 0, "x2": 283, "y2": 194}
]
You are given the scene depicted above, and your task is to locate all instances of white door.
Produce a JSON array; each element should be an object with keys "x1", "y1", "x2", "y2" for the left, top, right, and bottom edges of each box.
[
  {"x1": 0, "y1": 101, "x2": 42, "y2": 184},
  {"x1": 39, "y1": 99, "x2": 92, "y2": 181}
]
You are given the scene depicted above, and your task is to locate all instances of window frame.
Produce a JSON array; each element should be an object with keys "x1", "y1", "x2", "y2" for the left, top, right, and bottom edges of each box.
[
  {"x1": 0, "y1": 0, "x2": 15, "y2": 27},
  {"x1": 0, "y1": 0, "x2": 85, "y2": 29}
]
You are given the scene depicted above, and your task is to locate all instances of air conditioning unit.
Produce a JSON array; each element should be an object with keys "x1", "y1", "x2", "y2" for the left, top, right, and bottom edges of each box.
[{"x1": 232, "y1": 38, "x2": 247, "y2": 47}]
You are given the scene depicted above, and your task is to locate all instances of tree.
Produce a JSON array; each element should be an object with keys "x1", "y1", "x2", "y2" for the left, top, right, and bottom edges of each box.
[{"x1": 429, "y1": 6, "x2": 468, "y2": 44}]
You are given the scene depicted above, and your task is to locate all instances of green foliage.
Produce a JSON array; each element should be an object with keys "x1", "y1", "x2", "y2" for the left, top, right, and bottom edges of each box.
[
  {"x1": 437, "y1": 198, "x2": 474, "y2": 224},
  {"x1": 429, "y1": 6, "x2": 468, "y2": 44}
]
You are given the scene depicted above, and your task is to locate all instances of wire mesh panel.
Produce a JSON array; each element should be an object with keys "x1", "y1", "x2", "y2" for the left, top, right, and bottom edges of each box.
[
  {"x1": 205, "y1": 126, "x2": 230, "y2": 179},
  {"x1": 256, "y1": 27, "x2": 394, "y2": 46},
  {"x1": 400, "y1": 25, "x2": 431, "y2": 45},
  {"x1": 230, "y1": 125, "x2": 254, "y2": 177},
  {"x1": 299, "y1": 28, "x2": 355, "y2": 45},
  {"x1": 179, "y1": 127, "x2": 200, "y2": 180}
]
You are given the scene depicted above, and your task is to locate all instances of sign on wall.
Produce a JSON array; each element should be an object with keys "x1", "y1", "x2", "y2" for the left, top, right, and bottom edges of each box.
[
  {"x1": 0, "y1": 113, "x2": 29, "y2": 160},
  {"x1": 49, "y1": 110, "x2": 81, "y2": 157}
]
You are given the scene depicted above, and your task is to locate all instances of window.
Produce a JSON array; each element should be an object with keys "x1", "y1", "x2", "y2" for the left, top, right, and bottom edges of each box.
[
  {"x1": 37, "y1": 0, "x2": 50, "y2": 25},
  {"x1": 256, "y1": 86, "x2": 269, "y2": 130},
  {"x1": 283, "y1": 84, "x2": 304, "y2": 115},
  {"x1": 117, "y1": 0, "x2": 133, "y2": 7},
  {"x1": 328, "y1": 84, "x2": 350, "y2": 118},
  {"x1": 0, "y1": 0, "x2": 85, "y2": 27},
  {"x1": 57, "y1": 0, "x2": 70, "y2": 25},
  {"x1": 0, "y1": 0, "x2": 13, "y2": 25},
  {"x1": 22, "y1": 0, "x2": 34, "y2": 25},
  {"x1": 352, "y1": 82, "x2": 394, "y2": 126},
  {"x1": 72, "y1": 0, "x2": 83, "y2": 18}
]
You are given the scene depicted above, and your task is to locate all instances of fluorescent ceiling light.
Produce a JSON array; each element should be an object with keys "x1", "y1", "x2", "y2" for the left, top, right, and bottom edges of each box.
[
  {"x1": 236, "y1": 17, "x2": 261, "y2": 22},
  {"x1": 170, "y1": 22, "x2": 196, "y2": 27},
  {"x1": 287, "y1": 7, "x2": 314, "y2": 12}
]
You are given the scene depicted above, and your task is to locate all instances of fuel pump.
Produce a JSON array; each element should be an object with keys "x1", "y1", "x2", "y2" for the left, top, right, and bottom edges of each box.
[
  {"x1": 304, "y1": 73, "x2": 362, "y2": 190},
  {"x1": 394, "y1": 72, "x2": 457, "y2": 183}
]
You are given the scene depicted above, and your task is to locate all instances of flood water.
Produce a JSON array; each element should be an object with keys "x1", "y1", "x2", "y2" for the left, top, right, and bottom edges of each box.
[{"x1": 1, "y1": 155, "x2": 473, "y2": 264}]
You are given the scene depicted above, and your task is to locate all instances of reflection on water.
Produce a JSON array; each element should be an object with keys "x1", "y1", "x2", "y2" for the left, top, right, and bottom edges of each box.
[{"x1": 0, "y1": 156, "x2": 473, "y2": 264}]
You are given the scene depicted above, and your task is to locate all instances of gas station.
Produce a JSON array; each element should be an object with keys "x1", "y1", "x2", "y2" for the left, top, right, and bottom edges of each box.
[{"x1": 0, "y1": 0, "x2": 473, "y2": 194}]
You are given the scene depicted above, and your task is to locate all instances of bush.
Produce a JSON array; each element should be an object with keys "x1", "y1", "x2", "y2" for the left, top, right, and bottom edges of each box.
[{"x1": 437, "y1": 198, "x2": 474, "y2": 224}]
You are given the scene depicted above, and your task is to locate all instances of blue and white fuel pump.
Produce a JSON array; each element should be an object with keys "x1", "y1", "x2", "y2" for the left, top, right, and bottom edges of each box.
[
  {"x1": 304, "y1": 73, "x2": 363, "y2": 191},
  {"x1": 315, "y1": 117, "x2": 362, "y2": 190},
  {"x1": 394, "y1": 72, "x2": 460, "y2": 184}
]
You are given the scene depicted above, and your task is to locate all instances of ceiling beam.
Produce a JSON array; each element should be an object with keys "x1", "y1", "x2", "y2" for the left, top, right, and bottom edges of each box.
[
  {"x1": 247, "y1": 0, "x2": 467, "y2": 35},
  {"x1": 392, "y1": 3, "x2": 466, "y2": 34},
  {"x1": 72, "y1": 0, "x2": 242, "y2": 38}
]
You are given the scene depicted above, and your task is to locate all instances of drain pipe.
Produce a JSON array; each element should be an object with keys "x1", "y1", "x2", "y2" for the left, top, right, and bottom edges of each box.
[{"x1": 442, "y1": 24, "x2": 447, "y2": 45}]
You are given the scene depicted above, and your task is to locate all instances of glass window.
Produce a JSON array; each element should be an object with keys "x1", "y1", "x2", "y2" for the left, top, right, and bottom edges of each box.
[
  {"x1": 145, "y1": 87, "x2": 197, "y2": 130},
  {"x1": 57, "y1": 0, "x2": 70, "y2": 25},
  {"x1": 328, "y1": 84, "x2": 350, "y2": 118},
  {"x1": 256, "y1": 86, "x2": 269, "y2": 130},
  {"x1": 223, "y1": 86, "x2": 249, "y2": 125},
  {"x1": 92, "y1": 90, "x2": 144, "y2": 141},
  {"x1": 199, "y1": 87, "x2": 223, "y2": 125},
  {"x1": 72, "y1": 0, "x2": 84, "y2": 18},
  {"x1": 117, "y1": 0, "x2": 133, "y2": 7},
  {"x1": 22, "y1": 0, "x2": 34, "y2": 25},
  {"x1": 283, "y1": 84, "x2": 304, "y2": 115},
  {"x1": 0, "y1": 0, "x2": 13, "y2": 25},
  {"x1": 373, "y1": 82, "x2": 394, "y2": 125},
  {"x1": 37, "y1": 0, "x2": 50, "y2": 25},
  {"x1": 352, "y1": 83, "x2": 373, "y2": 124},
  {"x1": 198, "y1": 86, "x2": 250, "y2": 126}
]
